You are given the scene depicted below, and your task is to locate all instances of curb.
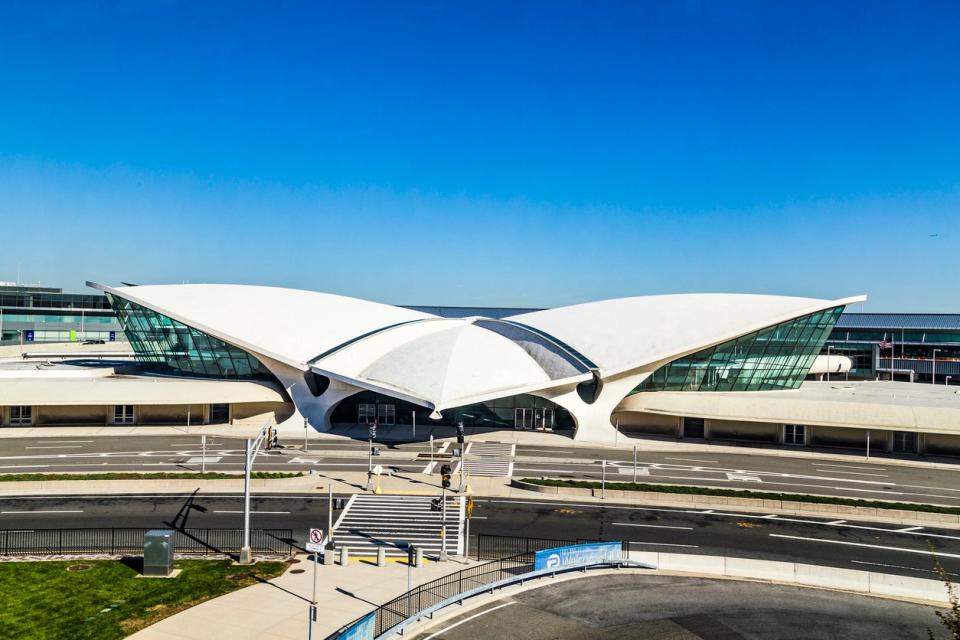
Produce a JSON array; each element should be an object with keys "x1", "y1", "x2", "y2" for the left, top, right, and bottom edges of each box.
[{"x1": 509, "y1": 478, "x2": 960, "y2": 529}]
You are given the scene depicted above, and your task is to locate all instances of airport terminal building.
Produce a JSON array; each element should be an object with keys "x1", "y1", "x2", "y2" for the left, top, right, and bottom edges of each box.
[{"x1": 2, "y1": 282, "x2": 960, "y2": 457}]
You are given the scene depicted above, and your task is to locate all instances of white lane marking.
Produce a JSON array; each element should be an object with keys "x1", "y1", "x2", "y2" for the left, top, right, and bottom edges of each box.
[
  {"x1": 437, "y1": 442, "x2": 450, "y2": 454},
  {"x1": 826, "y1": 520, "x2": 847, "y2": 525},
  {"x1": 212, "y1": 510, "x2": 290, "y2": 514},
  {"x1": 616, "y1": 467, "x2": 650, "y2": 476},
  {"x1": 768, "y1": 534, "x2": 960, "y2": 559},
  {"x1": 423, "y1": 601, "x2": 517, "y2": 640},
  {"x1": 186, "y1": 456, "x2": 222, "y2": 464},
  {"x1": 1, "y1": 510, "x2": 83, "y2": 514},
  {"x1": 613, "y1": 523, "x2": 693, "y2": 530},
  {"x1": 851, "y1": 560, "x2": 958, "y2": 577},
  {"x1": 762, "y1": 514, "x2": 779, "y2": 519},
  {"x1": 25, "y1": 446, "x2": 83, "y2": 449},
  {"x1": 813, "y1": 468, "x2": 889, "y2": 477},
  {"x1": 665, "y1": 457, "x2": 718, "y2": 464},
  {"x1": 44, "y1": 440, "x2": 93, "y2": 444},
  {"x1": 422, "y1": 461, "x2": 437, "y2": 475},
  {"x1": 897, "y1": 526, "x2": 923, "y2": 533},
  {"x1": 726, "y1": 473, "x2": 762, "y2": 482},
  {"x1": 0, "y1": 465, "x2": 50, "y2": 469},
  {"x1": 816, "y1": 463, "x2": 887, "y2": 471},
  {"x1": 629, "y1": 542, "x2": 700, "y2": 548}
]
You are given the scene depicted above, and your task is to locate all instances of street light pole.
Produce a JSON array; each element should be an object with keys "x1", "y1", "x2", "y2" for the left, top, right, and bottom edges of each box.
[
  {"x1": 304, "y1": 417, "x2": 309, "y2": 453},
  {"x1": 239, "y1": 422, "x2": 270, "y2": 564}
]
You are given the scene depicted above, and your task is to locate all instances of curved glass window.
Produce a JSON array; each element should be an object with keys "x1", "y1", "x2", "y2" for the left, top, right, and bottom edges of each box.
[
  {"x1": 106, "y1": 294, "x2": 276, "y2": 382},
  {"x1": 633, "y1": 306, "x2": 845, "y2": 393}
]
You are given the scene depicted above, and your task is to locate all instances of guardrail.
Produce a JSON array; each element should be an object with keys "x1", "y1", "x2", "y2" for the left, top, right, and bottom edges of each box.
[
  {"x1": 331, "y1": 539, "x2": 649, "y2": 640},
  {"x1": 0, "y1": 527, "x2": 294, "y2": 556}
]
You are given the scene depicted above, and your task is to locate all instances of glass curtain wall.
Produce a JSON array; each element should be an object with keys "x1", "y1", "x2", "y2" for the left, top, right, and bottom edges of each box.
[
  {"x1": 106, "y1": 294, "x2": 275, "y2": 381},
  {"x1": 634, "y1": 306, "x2": 845, "y2": 393}
]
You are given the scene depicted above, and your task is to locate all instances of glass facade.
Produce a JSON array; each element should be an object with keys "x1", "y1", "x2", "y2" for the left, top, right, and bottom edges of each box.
[
  {"x1": 634, "y1": 306, "x2": 844, "y2": 393},
  {"x1": 106, "y1": 294, "x2": 276, "y2": 381}
]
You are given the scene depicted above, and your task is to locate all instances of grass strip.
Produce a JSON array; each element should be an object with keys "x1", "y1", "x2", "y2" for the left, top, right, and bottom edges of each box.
[
  {"x1": 521, "y1": 477, "x2": 960, "y2": 515},
  {"x1": 0, "y1": 471, "x2": 304, "y2": 481},
  {"x1": 0, "y1": 558, "x2": 288, "y2": 640}
]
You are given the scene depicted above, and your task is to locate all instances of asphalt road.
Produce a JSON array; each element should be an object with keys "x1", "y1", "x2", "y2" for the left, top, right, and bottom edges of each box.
[
  {"x1": 1, "y1": 494, "x2": 958, "y2": 580},
  {"x1": 2, "y1": 435, "x2": 960, "y2": 506},
  {"x1": 412, "y1": 574, "x2": 942, "y2": 640}
]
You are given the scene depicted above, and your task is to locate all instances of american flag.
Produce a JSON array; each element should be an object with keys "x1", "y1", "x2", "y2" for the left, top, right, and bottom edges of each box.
[{"x1": 879, "y1": 340, "x2": 892, "y2": 349}]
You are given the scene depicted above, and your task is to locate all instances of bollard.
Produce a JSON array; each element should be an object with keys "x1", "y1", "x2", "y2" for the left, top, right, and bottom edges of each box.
[
  {"x1": 323, "y1": 545, "x2": 335, "y2": 565},
  {"x1": 414, "y1": 547, "x2": 424, "y2": 568},
  {"x1": 339, "y1": 546, "x2": 350, "y2": 566},
  {"x1": 377, "y1": 547, "x2": 386, "y2": 567}
]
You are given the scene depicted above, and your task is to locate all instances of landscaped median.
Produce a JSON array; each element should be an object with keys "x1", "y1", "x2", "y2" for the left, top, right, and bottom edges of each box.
[
  {"x1": 514, "y1": 478, "x2": 960, "y2": 526},
  {"x1": 0, "y1": 471, "x2": 313, "y2": 495},
  {"x1": 0, "y1": 558, "x2": 288, "y2": 640}
]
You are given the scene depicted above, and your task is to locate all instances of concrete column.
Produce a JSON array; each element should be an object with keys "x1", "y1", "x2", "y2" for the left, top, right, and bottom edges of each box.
[
  {"x1": 884, "y1": 430, "x2": 894, "y2": 453},
  {"x1": 918, "y1": 432, "x2": 927, "y2": 455},
  {"x1": 703, "y1": 419, "x2": 712, "y2": 441},
  {"x1": 777, "y1": 424, "x2": 786, "y2": 445}
]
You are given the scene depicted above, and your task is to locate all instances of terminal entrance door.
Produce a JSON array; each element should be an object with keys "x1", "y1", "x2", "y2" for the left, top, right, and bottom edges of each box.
[
  {"x1": 514, "y1": 408, "x2": 532, "y2": 430},
  {"x1": 515, "y1": 408, "x2": 555, "y2": 430},
  {"x1": 377, "y1": 403, "x2": 395, "y2": 426}
]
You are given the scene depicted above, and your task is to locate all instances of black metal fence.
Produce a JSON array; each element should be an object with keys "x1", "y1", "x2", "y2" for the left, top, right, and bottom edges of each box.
[
  {"x1": 473, "y1": 533, "x2": 576, "y2": 560},
  {"x1": 0, "y1": 527, "x2": 294, "y2": 556},
  {"x1": 328, "y1": 534, "x2": 604, "y2": 639}
]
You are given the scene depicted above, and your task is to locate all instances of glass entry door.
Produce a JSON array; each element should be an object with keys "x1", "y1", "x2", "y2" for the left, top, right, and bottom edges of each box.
[
  {"x1": 377, "y1": 404, "x2": 396, "y2": 426},
  {"x1": 514, "y1": 408, "x2": 533, "y2": 430},
  {"x1": 358, "y1": 403, "x2": 376, "y2": 424}
]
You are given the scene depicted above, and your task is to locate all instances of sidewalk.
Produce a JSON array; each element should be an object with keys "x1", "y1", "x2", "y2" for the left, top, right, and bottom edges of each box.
[{"x1": 129, "y1": 553, "x2": 476, "y2": 640}]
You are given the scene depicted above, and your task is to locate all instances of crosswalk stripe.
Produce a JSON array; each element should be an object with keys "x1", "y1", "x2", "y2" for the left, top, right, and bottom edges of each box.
[{"x1": 331, "y1": 494, "x2": 465, "y2": 557}]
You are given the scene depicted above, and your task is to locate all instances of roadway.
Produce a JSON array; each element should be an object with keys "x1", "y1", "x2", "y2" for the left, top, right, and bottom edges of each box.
[
  {"x1": 1, "y1": 493, "x2": 958, "y2": 580},
  {"x1": 411, "y1": 574, "x2": 940, "y2": 640},
  {"x1": 2, "y1": 435, "x2": 960, "y2": 506}
]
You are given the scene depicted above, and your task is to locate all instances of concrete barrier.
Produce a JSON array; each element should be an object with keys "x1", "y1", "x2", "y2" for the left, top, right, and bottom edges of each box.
[
  {"x1": 0, "y1": 474, "x2": 316, "y2": 495},
  {"x1": 624, "y1": 550, "x2": 949, "y2": 605}
]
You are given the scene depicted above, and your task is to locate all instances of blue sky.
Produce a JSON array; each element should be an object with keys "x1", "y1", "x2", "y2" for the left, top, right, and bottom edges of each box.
[{"x1": 0, "y1": 1, "x2": 957, "y2": 310}]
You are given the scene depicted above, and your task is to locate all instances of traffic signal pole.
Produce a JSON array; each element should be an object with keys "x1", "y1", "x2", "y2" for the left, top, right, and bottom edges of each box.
[{"x1": 440, "y1": 482, "x2": 448, "y2": 561}]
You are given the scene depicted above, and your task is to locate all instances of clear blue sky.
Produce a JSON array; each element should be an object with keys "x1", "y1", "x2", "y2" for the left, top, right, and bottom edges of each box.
[{"x1": 0, "y1": 1, "x2": 957, "y2": 310}]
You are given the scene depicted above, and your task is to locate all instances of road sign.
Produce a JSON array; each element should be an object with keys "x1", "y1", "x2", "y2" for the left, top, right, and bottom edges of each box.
[
  {"x1": 372, "y1": 464, "x2": 383, "y2": 476},
  {"x1": 466, "y1": 496, "x2": 474, "y2": 518},
  {"x1": 306, "y1": 528, "x2": 324, "y2": 552}
]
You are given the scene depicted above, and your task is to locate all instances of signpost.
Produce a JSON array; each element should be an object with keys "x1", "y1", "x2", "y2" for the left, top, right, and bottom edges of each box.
[
  {"x1": 201, "y1": 434, "x2": 207, "y2": 474},
  {"x1": 306, "y1": 528, "x2": 324, "y2": 640}
]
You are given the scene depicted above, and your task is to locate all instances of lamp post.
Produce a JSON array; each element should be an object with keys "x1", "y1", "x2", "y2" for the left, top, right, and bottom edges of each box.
[
  {"x1": 240, "y1": 422, "x2": 271, "y2": 564},
  {"x1": 933, "y1": 349, "x2": 941, "y2": 385},
  {"x1": 303, "y1": 417, "x2": 309, "y2": 453}
]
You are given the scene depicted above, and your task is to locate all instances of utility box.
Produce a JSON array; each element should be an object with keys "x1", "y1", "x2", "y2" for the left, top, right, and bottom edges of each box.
[{"x1": 143, "y1": 529, "x2": 175, "y2": 577}]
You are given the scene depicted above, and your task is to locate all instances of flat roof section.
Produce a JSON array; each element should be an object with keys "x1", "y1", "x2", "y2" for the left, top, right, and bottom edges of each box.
[{"x1": 621, "y1": 380, "x2": 960, "y2": 435}]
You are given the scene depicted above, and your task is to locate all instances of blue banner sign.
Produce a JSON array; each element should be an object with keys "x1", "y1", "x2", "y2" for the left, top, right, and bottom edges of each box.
[
  {"x1": 534, "y1": 542, "x2": 622, "y2": 571},
  {"x1": 337, "y1": 611, "x2": 375, "y2": 640},
  {"x1": 109, "y1": 331, "x2": 116, "y2": 342},
  {"x1": 24, "y1": 330, "x2": 34, "y2": 342}
]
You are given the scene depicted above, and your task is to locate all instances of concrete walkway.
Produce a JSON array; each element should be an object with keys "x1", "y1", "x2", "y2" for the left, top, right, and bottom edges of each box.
[{"x1": 128, "y1": 553, "x2": 476, "y2": 640}]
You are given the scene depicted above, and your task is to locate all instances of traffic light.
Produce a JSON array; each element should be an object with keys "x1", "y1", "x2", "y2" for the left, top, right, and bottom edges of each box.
[
  {"x1": 440, "y1": 463, "x2": 452, "y2": 489},
  {"x1": 430, "y1": 498, "x2": 442, "y2": 511},
  {"x1": 466, "y1": 496, "x2": 475, "y2": 519},
  {"x1": 456, "y1": 421, "x2": 465, "y2": 445},
  {"x1": 369, "y1": 422, "x2": 377, "y2": 440}
]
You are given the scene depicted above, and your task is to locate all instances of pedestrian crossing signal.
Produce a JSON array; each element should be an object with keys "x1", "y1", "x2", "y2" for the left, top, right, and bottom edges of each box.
[{"x1": 430, "y1": 498, "x2": 442, "y2": 511}]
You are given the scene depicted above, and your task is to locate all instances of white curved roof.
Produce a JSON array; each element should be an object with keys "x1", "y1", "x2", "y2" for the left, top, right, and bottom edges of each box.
[
  {"x1": 88, "y1": 282, "x2": 864, "y2": 410},
  {"x1": 509, "y1": 293, "x2": 866, "y2": 377},
  {"x1": 87, "y1": 282, "x2": 432, "y2": 369},
  {"x1": 311, "y1": 318, "x2": 590, "y2": 411}
]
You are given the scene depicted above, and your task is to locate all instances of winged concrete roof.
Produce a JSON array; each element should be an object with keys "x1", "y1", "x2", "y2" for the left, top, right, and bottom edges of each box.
[{"x1": 88, "y1": 283, "x2": 863, "y2": 411}]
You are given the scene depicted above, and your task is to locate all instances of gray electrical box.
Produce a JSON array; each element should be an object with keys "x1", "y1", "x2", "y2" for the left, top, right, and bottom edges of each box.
[{"x1": 143, "y1": 529, "x2": 175, "y2": 576}]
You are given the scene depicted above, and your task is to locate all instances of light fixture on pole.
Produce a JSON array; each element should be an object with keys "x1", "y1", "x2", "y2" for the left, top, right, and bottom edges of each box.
[{"x1": 240, "y1": 421, "x2": 272, "y2": 564}]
